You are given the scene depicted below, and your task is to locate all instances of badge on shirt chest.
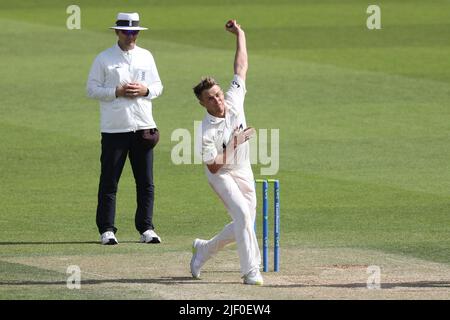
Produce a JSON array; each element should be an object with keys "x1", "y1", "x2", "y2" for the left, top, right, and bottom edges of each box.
[{"x1": 133, "y1": 68, "x2": 150, "y2": 83}]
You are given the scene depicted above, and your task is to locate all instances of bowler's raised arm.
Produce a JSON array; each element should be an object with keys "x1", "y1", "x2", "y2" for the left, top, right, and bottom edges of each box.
[{"x1": 225, "y1": 20, "x2": 248, "y2": 81}]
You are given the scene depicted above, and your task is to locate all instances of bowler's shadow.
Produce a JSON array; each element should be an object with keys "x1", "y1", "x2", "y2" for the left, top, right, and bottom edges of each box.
[{"x1": 264, "y1": 281, "x2": 450, "y2": 289}]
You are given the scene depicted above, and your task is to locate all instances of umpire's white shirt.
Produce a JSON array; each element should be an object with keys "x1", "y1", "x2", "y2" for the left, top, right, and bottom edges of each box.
[
  {"x1": 196, "y1": 75, "x2": 250, "y2": 170},
  {"x1": 87, "y1": 43, "x2": 163, "y2": 133}
]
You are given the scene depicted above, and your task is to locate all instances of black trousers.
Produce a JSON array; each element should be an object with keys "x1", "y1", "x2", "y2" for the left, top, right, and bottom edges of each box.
[{"x1": 96, "y1": 130, "x2": 159, "y2": 235}]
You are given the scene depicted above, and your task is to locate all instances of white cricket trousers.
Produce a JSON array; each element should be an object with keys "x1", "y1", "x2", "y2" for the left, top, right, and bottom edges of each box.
[{"x1": 203, "y1": 165, "x2": 261, "y2": 277}]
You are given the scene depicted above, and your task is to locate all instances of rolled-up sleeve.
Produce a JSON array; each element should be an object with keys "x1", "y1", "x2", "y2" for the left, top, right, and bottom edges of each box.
[
  {"x1": 201, "y1": 136, "x2": 218, "y2": 164},
  {"x1": 196, "y1": 123, "x2": 218, "y2": 165},
  {"x1": 225, "y1": 74, "x2": 246, "y2": 112},
  {"x1": 86, "y1": 55, "x2": 116, "y2": 102}
]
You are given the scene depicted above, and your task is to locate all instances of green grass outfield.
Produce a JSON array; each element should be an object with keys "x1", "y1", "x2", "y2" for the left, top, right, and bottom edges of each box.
[{"x1": 0, "y1": 0, "x2": 449, "y2": 299}]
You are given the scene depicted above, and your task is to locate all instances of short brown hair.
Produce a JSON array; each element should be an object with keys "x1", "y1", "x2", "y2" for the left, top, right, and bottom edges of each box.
[{"x1": 193, "y1": 76, "x2": 218, "y2": 100}]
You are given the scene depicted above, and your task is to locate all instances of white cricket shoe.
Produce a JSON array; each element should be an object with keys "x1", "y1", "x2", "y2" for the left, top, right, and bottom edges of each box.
[
  {"x1": 100, "y1": 231, "x2": 118, "y2": 245},
  {"x1": 243, "y1": 269, "x2": 264, "y2": 285},
  {"x1": 140, "y1": 229, "x2": 161, "y2": 244},
  {"x1": 190, "y1": 238, "x2": 207, "y2": 279}
]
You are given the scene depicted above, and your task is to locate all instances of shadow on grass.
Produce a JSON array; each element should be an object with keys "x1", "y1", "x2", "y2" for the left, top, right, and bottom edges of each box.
[
  {"x1": 0, "y1": 241, "x2": 140, "y2": 245},
  {"x1": 0, "y1": 277, "x2": 237, "y2": 286},
  {"x1": 263, "y1": 281, "x2": 450, "y2": 289},
  {"x1": 2, "y1": 278, "x2": 449, "y2": 289}
]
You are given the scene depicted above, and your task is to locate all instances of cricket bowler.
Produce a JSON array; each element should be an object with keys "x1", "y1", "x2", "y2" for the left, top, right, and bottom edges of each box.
[{"x1": 191, "y1": 19, "x2": 263, "y2": 285}]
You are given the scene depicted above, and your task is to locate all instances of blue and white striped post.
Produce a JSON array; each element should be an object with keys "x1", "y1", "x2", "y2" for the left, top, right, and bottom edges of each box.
[
  {"x1": 272, "y1": 180, "x2": 280, "y2": 272},
  {"x1": 262, "y1": 180, "x2": 269, "y2": 272},
  {"x1": 255, "y1": 178, "x2": 280, "y2": 272}
]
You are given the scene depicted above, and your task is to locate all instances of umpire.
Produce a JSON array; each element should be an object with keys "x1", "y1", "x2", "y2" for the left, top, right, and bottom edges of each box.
[{"x1": 87, "y1": 12, "x2": 163, "y2": 245}]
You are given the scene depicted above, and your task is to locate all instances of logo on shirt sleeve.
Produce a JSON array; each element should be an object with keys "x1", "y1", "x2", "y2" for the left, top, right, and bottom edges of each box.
[{"x1": 232, "y1": 80, "x2": 240, "y2": 88}]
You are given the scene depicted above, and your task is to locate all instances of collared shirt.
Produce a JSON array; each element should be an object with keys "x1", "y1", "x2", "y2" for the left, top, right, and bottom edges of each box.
[
  {"x1": 196, "y1": 75, "x2": 250, "y2": 170},
  {"x1": 87, "y1": 43, "x2": 163, "y2": 133}
]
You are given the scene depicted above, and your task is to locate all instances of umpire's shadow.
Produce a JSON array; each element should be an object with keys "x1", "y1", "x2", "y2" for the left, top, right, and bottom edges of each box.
[
  {"x1": 0, "y1": 277, "x2": 237, "y2": 286},
  {"x1": 0, "y1": 241, "x2": 139, "y2": 245}
]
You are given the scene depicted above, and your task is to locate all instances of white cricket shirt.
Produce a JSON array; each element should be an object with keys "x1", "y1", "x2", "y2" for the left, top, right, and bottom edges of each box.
[
  {"x1": 87, "y1": 43, "x2": 163, "y2": 133},
  {"x1": 196, "y1": 75, "x2": 251, "y2": 170}
]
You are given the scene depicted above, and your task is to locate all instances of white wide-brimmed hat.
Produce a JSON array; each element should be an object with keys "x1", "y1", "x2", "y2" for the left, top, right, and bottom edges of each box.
[{"x1": 110, "y1": 12, "x2": 148, "y2": 30}]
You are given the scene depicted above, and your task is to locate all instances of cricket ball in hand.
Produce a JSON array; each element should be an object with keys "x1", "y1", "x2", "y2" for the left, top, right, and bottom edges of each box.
[{"x1": 226, "y1": 20, "x2": 234, "y2": 28}]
